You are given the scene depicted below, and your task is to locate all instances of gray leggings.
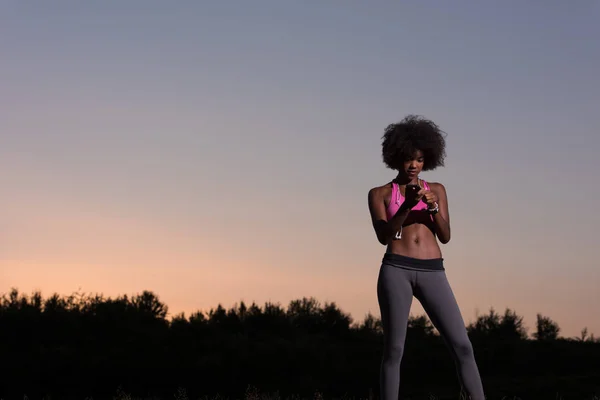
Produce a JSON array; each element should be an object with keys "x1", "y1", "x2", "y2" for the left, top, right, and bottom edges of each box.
[{"x1": 377, "y1": 255, "x2": 485, "y2": 400}]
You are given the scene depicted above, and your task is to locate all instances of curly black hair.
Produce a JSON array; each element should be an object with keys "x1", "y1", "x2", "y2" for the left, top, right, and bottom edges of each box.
[{"x1": 381, "y1": 115, "x2": 447, "y2": 171}]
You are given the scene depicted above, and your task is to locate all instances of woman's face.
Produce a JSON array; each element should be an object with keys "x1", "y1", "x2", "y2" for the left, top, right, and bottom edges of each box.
[{"x1": 402, "y1": 149, "x2": 425, "y2": 179}]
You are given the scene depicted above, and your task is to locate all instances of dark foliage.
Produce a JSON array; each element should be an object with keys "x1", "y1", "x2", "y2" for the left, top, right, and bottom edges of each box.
[
  {"x1": 0, "y1": 288, "x2": 598, "y2": 400},
  {"x1": 533, "y1": 313, "x2": 561, "y2": 341}
]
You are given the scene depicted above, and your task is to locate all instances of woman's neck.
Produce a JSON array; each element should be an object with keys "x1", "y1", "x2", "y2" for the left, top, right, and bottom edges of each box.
[{"x1": 394, "y1": 174, "x2": 419, "y2": 185}]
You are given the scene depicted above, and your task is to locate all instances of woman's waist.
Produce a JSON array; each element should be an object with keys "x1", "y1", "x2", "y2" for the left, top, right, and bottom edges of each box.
[
  {"x1": 381, "y1": 251, "x2": 445, "y2": 271},
  {"x1": 384, "y1": 233, "x2": 443, "y2": 270}
]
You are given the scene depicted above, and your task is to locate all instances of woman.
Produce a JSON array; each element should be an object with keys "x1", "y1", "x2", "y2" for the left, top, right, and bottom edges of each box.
[{"x1": 367, "y1": 115, "x2": 485, "y2": 399}]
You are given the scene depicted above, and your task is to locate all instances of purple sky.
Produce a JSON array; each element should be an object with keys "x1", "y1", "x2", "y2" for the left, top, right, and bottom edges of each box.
[{"x1": 1, "y1": 1, "x2": 599, "y2": 337}]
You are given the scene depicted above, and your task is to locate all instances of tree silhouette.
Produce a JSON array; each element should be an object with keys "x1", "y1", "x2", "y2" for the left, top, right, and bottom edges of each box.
[
  {"x1": 287, "y1": 297, "x2": 320, "y2": 326},
  {"x1": 131, "y1": 290, "x2": 169, "y2": 319},
  {"x1": 357, "y1": 312, "x2": 382, "y2": 335},
  {"x1": 533, "y1": 313, "x2": 560, "y2": 341},
  {"x1": 407, "y1": 314, "x2": 435, "y2": 337},
  {"x1": 318, "y1": 301, "x2": 353, "y2": 335},
  {"x1": 0, "y1": 288, "x2": 599, "y2": 400},
  {"x1": 467, "y1": 307, "x2": 527, "y2": 342},
  {"x1": 575, "y1": 326, "x2": 598, "y2": 343}
]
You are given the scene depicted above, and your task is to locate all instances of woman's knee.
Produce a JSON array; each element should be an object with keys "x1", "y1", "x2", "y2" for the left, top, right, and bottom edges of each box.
[
  {"x1": 453, "y1": 338, "x2": 475, "y2": 360},
  {"x1": 383, "y1": 341, "x2": 405, "y2": 361}
]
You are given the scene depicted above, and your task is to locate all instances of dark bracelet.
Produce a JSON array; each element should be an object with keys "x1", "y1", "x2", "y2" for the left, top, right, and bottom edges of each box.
[{"x1": 428, "y1": 202, "x2": 439, "y2": 214}]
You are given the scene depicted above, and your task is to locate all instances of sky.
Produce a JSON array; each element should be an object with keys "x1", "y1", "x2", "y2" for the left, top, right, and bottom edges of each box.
[{"x1": 1, "y1": 1, "x2": 599, "y2": 338}]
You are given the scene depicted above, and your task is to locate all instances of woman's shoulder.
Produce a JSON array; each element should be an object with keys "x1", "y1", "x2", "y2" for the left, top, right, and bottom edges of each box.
[
  {"x1": 368, "y1": 182, "x2": 394, "y2": 201},
  {"x1": 423, "y1": 180, "x2": 447, "y2": 194}
]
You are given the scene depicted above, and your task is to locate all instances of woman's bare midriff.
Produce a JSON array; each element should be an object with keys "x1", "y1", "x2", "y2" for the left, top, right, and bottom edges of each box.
[{"x1": 386, "y1": 221, "x2": 442, "y2": 259}]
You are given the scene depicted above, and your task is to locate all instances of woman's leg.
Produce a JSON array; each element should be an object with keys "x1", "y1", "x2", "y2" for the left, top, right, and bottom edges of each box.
[
  {"x1": 377, "y1": 264, "x2": 415, "y2": 400},
  {"x1": 413, "y1": 271, "x2": 485, "y2": 400}
]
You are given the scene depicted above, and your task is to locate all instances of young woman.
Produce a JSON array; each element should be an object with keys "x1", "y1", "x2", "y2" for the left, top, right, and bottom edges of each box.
[{"x1": 367, "y1": 115, "x2": 485, "y2": 399}]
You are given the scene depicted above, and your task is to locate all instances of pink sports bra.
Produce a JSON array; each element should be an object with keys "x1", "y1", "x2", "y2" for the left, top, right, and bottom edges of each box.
[{"x1": 386, "y1": 180, "x2": 431, "y2": 220}]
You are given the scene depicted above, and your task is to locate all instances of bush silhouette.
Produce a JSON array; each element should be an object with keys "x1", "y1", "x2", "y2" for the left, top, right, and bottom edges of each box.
[
  {"x1": 534, "y1": 313, "x2": 561, "y2": 341},
  {"x1": 0, "y1": 288, "x2": 599, "y2": 400}
]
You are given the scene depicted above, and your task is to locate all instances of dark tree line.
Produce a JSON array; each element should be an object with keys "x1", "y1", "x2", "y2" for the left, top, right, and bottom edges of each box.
[{"x1": 0, "y1": 288, "x2": 598, "y2": 400}]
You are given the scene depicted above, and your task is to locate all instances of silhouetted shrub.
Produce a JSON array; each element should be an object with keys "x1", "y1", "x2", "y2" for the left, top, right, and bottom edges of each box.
[{"x1": 0, "y1": 288, "x2": 598, "y2": 400}]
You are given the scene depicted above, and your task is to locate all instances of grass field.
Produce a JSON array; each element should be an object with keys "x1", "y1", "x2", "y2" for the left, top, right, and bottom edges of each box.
[{"x1": 7, "y1": 385, "x2": 598, "y2": 400}]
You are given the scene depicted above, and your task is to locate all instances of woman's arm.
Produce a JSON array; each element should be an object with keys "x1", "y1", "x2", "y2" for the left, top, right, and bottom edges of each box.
[
  {"x1": 428, "y1": 182, "x2": 451, "y2": 244},
  {"x1": 368, "y1": 187, "x2": 412, "y2": 246}
]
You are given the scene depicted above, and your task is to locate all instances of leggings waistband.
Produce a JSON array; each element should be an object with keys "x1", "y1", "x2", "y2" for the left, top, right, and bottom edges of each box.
[{"x1": 382, "y1": 252, "x2": 445, "y2": 271}]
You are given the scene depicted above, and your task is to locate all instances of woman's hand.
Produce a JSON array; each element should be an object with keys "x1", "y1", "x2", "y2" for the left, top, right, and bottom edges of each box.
[{"x1": 421, "y1": 190, "x2": 439, "y2": 209}]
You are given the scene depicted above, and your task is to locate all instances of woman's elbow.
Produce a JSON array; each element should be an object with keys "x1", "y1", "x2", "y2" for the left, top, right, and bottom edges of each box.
[
  {"x1": 375, "y1": 231, "x2": 390, "y2": 246},
  {"x1": 438, "y1": 234, "x2": 451, "y2": 244},
  {"x1": 377, "y1": 235, "x2": 389, "y2": 246}
]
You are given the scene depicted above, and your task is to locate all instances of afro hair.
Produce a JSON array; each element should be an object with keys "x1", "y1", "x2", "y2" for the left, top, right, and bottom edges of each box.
[{"x1": 381, "y1": 115, "x2": 447, "y2": 171}]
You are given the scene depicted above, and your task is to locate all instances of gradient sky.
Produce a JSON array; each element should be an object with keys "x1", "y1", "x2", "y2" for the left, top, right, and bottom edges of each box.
[{"x1": 2, "y1": 1, "x2": 599, "y2": 338}]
